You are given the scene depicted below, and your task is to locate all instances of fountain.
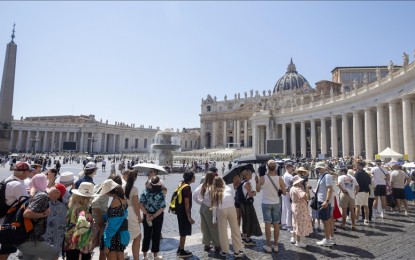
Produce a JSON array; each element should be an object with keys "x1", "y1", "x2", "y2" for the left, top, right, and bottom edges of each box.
[{"x1": 151, "y1": 129, "x2": 181, "y2": 166}]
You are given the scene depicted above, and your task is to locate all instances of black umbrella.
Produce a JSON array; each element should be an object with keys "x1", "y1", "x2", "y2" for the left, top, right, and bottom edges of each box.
[
  {"x1": 223, "y1": 163, "x2": 255, "y2": 184},
  {"x1": 234, "y1": 154, "x2": 274, "y2": 164}
]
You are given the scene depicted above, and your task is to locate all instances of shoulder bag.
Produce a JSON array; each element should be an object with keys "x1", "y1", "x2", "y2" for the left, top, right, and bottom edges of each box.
[{"x1": 310, "y1": 173, "x2": 327, "y2": 210}]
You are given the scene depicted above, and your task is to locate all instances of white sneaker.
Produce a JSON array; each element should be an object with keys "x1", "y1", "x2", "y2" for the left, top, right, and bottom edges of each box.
[
  {"x1": 364, "y1": 220, "x2": 369, "y2": 226},
  {"x1": 272, "y1": 245, "x2": 278, "y2": 252},
  {"x1": 404, "y1": 211, "x2": 408, "y2": 216},
  {"x1": 316, "y1": 238, "x2": 332, "y2": 247},
  {"x1": 380, "y1": 211, "x2": 384, "y2": 218},
  {"x1": 328, "y1": 238, "x2": 336, "y2": 245},
  {"x1": 290, "y1": 237, "x2": 296, "y2": 244},
  {"x1": 263, "y1": 245, "x2": 272, "y2": 253},
  {"x1": 295, "y1": 241, "x2": 307, "y2": 248}
]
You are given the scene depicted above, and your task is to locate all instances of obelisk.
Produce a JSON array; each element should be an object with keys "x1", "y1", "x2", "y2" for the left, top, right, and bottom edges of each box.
[{"x1": 0, "y1": 24, "x2": 17, "y2": 154}]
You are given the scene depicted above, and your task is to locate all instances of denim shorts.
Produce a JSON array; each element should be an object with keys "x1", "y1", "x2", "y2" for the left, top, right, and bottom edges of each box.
[{"x1": 262, "y1": 203, "x2": 281, "y2": 224}]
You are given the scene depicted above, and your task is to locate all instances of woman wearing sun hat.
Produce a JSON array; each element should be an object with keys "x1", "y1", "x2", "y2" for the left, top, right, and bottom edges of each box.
[
  {"x1": 64, "y1": 182, "x2": 95, "y2": 260},
  {"x1": 290, "y1": 175, "x2": 313, "y2": 247}
]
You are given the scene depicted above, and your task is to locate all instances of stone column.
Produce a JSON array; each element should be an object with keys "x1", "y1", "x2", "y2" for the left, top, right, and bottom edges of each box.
[
  {"x1": 282, "y1": 123, "x2": 287, "y2": 155},
  {"x1": 79, "y1": 132, "x2": 84, "y2": 153},
  {"x1": 353, "y1": 111, "x2": 362, "y2": 156},
  {"x1": 43, "y1": 131, "x2": 48, "y2": 152},
  {"x1": 291, "y1": 122, "x2": 296, "y2": 157},
  {"x1": 321, "y1": 118, "x2": 327, "y2": 156},
  {"x1": 300, "y1": 121, "x2": 306, "y2": 158},
  {"x1": 310, "y1": 119, "x2": 316, "y2": 158},
  {"x1": 51, "y1": 131, "x2": 55, "y2": 151},
  {"x1": 35, "y1": 131, "x2": 39, "y2": 152},
  {"x1": 103, "y1": 133, "x2": 107, "y2": 153},
  {"x1": 9, "y1": 130, "x2": 14, "y2": 151},
  {"x1": 331, "y1": 115, "x2": 338, "y2": 158},
  {"x1": 389, "y1": 102, "x2": 399, "y2": 152},
  {"x1": 17, "y1": 130, "x2": 22, "y2": 151},
  {"x1": 26, "y1": 131, "x2": 31, "y2": 152},
  {"x1": 233, "y1": 120, "x2": 237, "y2": 145},
  {"x1": 66, "y1": 131, "x2": 70, "y2": 141},
  {"x1": 212, "y1": 121, "x2": 217, "y2": 148},
  {"x1": 223, "y1": 121, "x2": 227, "y2": 148},
  {"x1": 402, "y1": 97, "x2": 414, "y2": 160},
  {"x1": 377, "y1": 104, "x2": 386, "y2": 153},
  {"x1": 200, "y1": 122, "x2": 206, "y2": 149},
  {"x1": 253, "y1": 124, "x2": 258, "y2": 154},
  {"x1": 364, "y1": 108, "x2": 374, "y2": 160},
  {"x1": 342, "y1": 114, "x2": 350, "y2": 157},
  {"x1": 113, "y1": 134, "x2": 117, "y2": 153},
  {"x1": 236, "y1": 119, "x2": 241, "y2": 145},
  {"x1": 244, "y1": 120, "x2": 248, "y2": 147},
  {"x1": 59, "y1": 132, "x2": 63, "y2": 151}
]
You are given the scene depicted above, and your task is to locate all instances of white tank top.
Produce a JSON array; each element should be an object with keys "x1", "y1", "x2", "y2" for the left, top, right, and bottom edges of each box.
[{"x1": 262, "y1": 174, "x2": 281, "y2": 204}]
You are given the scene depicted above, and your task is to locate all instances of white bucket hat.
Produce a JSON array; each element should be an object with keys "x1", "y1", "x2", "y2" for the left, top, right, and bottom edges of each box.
[
  {"x1": 97, "y1": 179, "x2": 119, "y2": 195},
  {"x1": 71, "y1": 182, "x2": 95, "y2": 197}
]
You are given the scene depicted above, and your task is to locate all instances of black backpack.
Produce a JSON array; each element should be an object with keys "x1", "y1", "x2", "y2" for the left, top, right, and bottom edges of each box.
[
  {"x1": 0, "y1": 179, "x2": 18, "y2": 218},
  {"x1": 0, "y1": 196, "x2": 33, "y2": 246}
]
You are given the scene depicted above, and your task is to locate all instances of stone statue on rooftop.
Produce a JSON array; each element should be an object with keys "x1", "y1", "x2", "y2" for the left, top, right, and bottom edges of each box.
[
  {"x1": 363, "y1": 73, "x2": 368, "y2": 85},
  {"x1": 244, "y1": 91, "x2": 247, "y2": 99},
  {"x1": 255, "y1": 90, "x2": 259, "y2": 97},
  {"x1": 403, "y1": 52, "x2": 409, "y2": 67},
  {"x1": 262, "y1": 90, "x2": 266, "y2": 97},
  {"x1": 268, "y1": 89, "x2": 271, "y2": 96},
  {"x1": 250, "y1": 89, "x2": 253, "y2": 97},
  {"x1": 214, "y1": 96, "x2": 217, "y2": 102},
  {"x1": 388, "y1": 60, "x2": 394, "y2": 74},
  {"x1": 376, "y1": 67, "x2": 381, "y2": 80},
  {"x1": 353, "y1": 78, "x2": 358, "y2": 90},
  {"x1": 234, "y1": 93, "x2": 237, "y2": 100},
  {"x1": 224, "y1": 95, "x2": 227, "y2": 101},
  {"x1": 237, "y1": 93, "x2": 240, "y2": 99}
]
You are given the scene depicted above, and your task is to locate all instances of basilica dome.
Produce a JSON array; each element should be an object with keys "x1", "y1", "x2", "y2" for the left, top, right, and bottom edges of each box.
[{"x1": 273, "y1": 59, "x2": 311, "y2": 93}]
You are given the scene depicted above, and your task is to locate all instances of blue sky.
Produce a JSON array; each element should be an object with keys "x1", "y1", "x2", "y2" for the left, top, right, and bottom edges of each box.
[{"x1": 0, "y1": 1, "x2": 414, "y2": 130}]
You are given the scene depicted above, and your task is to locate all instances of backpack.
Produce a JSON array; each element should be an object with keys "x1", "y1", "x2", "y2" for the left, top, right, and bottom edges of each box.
[
  {"x1": 0, "y1": 196, "x2": 33, "y2": 246},
  {"x1": 169, "y1": 183, "x2": 189, "y2": 214},
  {"x1": 235, "y1": 181, "x2": 253, "y2": 204},
  {"x1": 0, "y1": 179, "x2": 18, "y2": 218}
]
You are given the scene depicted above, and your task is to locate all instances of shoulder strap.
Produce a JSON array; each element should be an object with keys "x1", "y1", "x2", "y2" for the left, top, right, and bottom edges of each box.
[
  {"x1": 379, "y1": 167, "x2": 387, "y2": 175},
  {"x1": 315, "y1": 173, "x2": 327, "y2": 194},
  {"x1": 266, "y1": 174, "x2": 279, "y2": 192}
]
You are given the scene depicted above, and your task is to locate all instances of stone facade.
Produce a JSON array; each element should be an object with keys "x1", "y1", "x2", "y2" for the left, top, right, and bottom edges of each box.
[
  {"x1": 9, "y1": 115, "x2": 200, "y2": 154},
  {"x1": 201, "y1": 55, "x2": 415, "y2": 161}
]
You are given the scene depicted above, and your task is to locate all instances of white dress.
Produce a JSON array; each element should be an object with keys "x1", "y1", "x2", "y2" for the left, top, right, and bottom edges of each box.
[{"x1": 126, "y1": 185, "x2": 141, "y2": 239}]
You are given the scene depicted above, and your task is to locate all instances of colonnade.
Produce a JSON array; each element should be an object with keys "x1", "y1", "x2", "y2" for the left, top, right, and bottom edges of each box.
[
  {"x1": 204, "y1": 118, "x2": 252, "y2": 148},
  {"x1": 253, "y1": 97, "x2": 415, "y2": 161},
  {"x1": 9, "y1": 129, "x2": 123, "y2": 154}
]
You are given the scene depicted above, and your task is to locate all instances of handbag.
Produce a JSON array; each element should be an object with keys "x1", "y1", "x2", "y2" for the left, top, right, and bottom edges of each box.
[{"x1": 310, "y1": 173, "x2": 327, "y2": 210}]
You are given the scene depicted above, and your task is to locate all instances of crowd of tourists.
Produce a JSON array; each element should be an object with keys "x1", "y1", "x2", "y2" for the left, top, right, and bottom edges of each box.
[{"x1": 0, "y1": 155, "x2": 414, "y2": 260}]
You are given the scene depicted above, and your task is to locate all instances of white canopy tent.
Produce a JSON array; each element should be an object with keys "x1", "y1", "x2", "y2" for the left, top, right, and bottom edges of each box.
[{"x1": 378, "y1": 147, "x2": 403, "y2": 159}]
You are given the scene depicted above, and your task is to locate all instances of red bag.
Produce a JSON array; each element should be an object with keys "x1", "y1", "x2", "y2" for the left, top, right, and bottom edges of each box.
[{"x1": 333, "y1": 196, "x2": 342, "y2": 220}]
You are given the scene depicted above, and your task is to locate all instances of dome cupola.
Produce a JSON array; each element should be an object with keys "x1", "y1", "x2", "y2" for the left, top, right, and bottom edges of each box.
[{"x1": 273, "y1": 59, "x2": 311, "y2": 93}]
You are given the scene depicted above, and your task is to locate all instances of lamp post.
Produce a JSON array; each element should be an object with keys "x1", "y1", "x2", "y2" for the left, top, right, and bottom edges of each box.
[
  {"x1": 88, "y1": 135, "x2": 98, "y2": 157},
  {"x1": 30, "y1": 136, "x2": 40, "y2": 155}
]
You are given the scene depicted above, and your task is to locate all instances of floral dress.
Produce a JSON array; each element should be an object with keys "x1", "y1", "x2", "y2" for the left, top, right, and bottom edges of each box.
[
  {"x1": 100, "y1": 199, "x2": 130, "y2": 252},
  {"x1": 290, "y1": 186, "x2": 313, "y2": 237}
]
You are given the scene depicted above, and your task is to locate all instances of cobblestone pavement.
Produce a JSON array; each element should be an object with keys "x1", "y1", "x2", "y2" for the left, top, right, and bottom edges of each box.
[{"x1": 1, "y1": 161, "x2": 414, "y2": 259}]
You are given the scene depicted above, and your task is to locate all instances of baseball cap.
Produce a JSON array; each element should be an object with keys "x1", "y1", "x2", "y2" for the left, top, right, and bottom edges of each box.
[
  {"x1": 15, "y1": 162, "x2": 34, "y2": 172},
  {"x1": 85, "y1": 162, "x2": 97, "y2": 170}
]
